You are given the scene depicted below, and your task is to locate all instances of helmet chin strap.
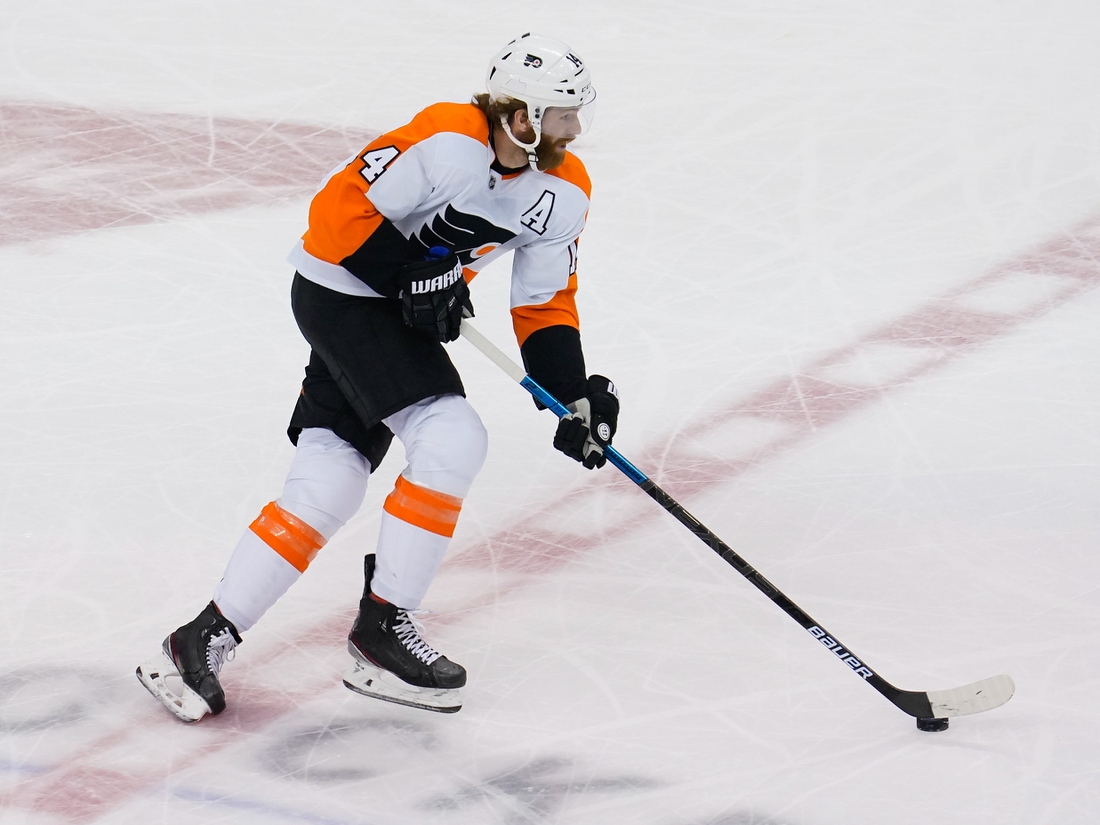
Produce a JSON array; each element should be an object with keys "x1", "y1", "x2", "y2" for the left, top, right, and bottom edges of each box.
[{"x1": 499, "y1": 115, "x2": 541, "y2": 172}]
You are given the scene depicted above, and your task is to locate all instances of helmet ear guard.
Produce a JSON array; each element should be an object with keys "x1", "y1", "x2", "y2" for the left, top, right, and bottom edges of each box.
[
  {"x1": 486, "y1": 33, "x2": 596, "y2": 169},
  {"x1": 498, "y1": 111, "x2": 537, "y2": 155}
]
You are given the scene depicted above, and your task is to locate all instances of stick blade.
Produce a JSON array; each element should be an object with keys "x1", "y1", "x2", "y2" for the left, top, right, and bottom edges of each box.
[{"x1": 927, "y1": 674, "x2": 1015, "y2": 718}]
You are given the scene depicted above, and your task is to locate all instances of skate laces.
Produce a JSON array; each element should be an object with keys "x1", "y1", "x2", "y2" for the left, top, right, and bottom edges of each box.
[
  {"x1": 392, "y1": 609, "x2": 442, "y2": 665},
  {"x1": 206, "y1": 628, "x2": 238, "y2": 675}
]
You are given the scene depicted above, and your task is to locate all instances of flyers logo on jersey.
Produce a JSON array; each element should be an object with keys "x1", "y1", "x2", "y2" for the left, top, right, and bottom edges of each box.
[{"x1": 410, "y1": 205, "x2": 518, "y2": 265}]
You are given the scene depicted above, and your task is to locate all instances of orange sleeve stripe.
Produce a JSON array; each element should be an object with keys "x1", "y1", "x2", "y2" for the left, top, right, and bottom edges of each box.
[
  {"x1": 511, "y1": 274, "x2": 580, "y2": 347},
  {"x1": 302, "y1": 103, "x2": 490, "y2": 266},
  {"x1": 249, "y1": 502, "x2": 326, "y2": 573},
  {"x1": 302, "y1": 199, "x2": 385, "y2": 265},
  {"x1": 383, "y1": 476, "x2": 464, "y2": 538}
]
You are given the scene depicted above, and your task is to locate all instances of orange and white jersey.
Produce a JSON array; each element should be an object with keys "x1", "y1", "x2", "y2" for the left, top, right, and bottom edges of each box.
[{"x1": 287, "y1": 102, "x2": 591, "y2": 347}]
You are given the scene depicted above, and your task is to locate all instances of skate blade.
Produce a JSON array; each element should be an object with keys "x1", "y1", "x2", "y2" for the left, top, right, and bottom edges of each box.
[
  {"x1": 343, "y1": 660, "x2": 462, "y2": 714},
  {"x1": 135, "y1": 649, "x2": 211, "y2": 723}
]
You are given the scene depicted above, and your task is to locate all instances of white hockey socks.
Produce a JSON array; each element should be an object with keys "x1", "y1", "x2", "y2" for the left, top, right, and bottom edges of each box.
[
  {"x1": 214, "y1": 391, "x2": 489, "y2": 631},
  {"x1": 371, "y1": 396, "x2": 488, "y2": 609},
  {"x1": 371, "y1": 479, "x2": 461, "y2": 609},
  {"x1": 213, "y1": 429, "x2": 370, "y2": 632},
  {"x1": 213, "y1": 522, "x2": 311, "y2": 633}
]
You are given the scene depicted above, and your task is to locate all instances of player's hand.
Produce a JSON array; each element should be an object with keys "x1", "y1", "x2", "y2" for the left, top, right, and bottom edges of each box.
[
  {"x1": 553, "y1": 375, "x2": 619, "y2": 469},
  {"x1": 397, "y1": 248, "x2": 474, "y2": 342}
]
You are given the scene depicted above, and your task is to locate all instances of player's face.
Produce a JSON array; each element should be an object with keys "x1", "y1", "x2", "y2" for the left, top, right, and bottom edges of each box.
[
  {"x1": 534, "y1": 105, "x2": 594, "y2": 170},
  {"x1": 534, "y1": 131, "x2": 569, "y2": 171},
  {"x1": 540, "y1": 106, "x2": 584, "y2": 141}
]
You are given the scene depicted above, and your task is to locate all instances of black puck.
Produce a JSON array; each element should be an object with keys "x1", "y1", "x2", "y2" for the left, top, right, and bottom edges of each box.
[{"x1": 916, "y1": 716, "x2": 949, "y2": 732}]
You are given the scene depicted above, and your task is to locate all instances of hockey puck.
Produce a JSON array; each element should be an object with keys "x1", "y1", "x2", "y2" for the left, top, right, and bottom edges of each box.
[{"x1": 916, "y1": 716, "x2": 949, "y2": 732}]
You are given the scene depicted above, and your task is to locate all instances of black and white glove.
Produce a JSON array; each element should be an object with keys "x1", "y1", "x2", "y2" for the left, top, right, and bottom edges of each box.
[
  {"x1": 397, "y1": 247, "x2": 474, "y2": 343},
  {"x1": 553, "y1": 375, "x2": 620, "y2": 469}
]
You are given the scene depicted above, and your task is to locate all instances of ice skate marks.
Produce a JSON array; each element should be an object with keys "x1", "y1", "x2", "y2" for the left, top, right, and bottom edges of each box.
[
  {"x1": 343, "y1": 651, "x2": 462, "y2": 714},
  {"x1": 134, "y1": 649, "x2": 212, "y2": 723}
]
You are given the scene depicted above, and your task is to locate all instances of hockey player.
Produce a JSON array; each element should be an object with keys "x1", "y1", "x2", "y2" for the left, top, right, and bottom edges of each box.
[{"x1": 136, "y1": 33, "x2": 620, "y2": 720}]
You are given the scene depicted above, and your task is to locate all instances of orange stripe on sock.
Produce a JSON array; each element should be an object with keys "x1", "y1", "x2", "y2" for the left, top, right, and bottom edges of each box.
[
  {"x1": 249, "y1": 501, "x2": 326, "y2": 573},
  {"x1": 382, "y1": 476, "x2": 463, "y2": 537}
]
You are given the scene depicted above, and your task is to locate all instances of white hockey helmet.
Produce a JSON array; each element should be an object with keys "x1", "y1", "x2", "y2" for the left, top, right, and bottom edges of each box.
[{"x1": 486, "y1": 34, "x2": 596, "y2": 159}]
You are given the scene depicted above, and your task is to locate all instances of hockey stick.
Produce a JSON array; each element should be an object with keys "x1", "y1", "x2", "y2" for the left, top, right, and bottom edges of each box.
[{"x1": 459, "y1": 319, "x2": 1014, "y2": 729}]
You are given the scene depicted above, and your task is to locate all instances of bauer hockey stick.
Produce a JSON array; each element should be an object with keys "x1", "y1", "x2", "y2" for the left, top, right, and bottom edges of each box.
[{"x1": 459, "y1": 319, "x2": 1014, "y2": 730}]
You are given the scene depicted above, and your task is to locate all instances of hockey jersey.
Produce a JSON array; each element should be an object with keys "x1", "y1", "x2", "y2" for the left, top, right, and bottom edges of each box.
[{"x1": 288, "y1": 102, "x2": 591, "y2": 349}]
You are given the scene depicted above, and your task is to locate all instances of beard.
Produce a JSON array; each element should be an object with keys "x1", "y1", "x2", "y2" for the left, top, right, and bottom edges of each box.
[{"x1": 535, "y1": 134, "x2": 573, "y2": 171}]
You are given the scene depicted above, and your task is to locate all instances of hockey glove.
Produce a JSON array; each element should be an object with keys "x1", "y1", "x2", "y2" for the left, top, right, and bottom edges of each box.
[
  {"x1": 553, "y1": 375, "x2": 620, "y2": 469},
  {"x1": 397, "y1": 248, "x2": 474, "y2": 343}
]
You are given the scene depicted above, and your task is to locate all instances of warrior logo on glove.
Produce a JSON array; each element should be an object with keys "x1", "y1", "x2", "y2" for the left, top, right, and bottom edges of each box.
[
  {"x1": 408, "y1": 258, "x2": 463, "y2": 295},
  {"x1": 398, "y1": 247, "x2": 474, "y2": 343}
]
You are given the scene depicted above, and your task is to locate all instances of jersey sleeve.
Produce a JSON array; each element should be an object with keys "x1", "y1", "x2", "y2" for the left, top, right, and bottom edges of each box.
[
  {"x1": 300, "y1": 104, "x2": 490, "y2": 297},
  {"x1": 509, "y1": 237, "x2": 582, "y2": 343},
  {"x1": 513, "y1": 238, "x2": 588, "y2": 405},
  {"x1": 512, "y1": 153, "x2": 592, "y2": 405},
  {"x1": 508, "y1": 152, "x2": 591, "y2": 346}
]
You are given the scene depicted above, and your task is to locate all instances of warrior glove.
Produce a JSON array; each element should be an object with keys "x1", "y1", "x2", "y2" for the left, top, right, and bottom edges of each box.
[
  {"x1": 397, "y1": 248, "x2": 474, "y2": 343},
  {"x1": 553, "y1": 375, "x2": 620, "y2": 469}
]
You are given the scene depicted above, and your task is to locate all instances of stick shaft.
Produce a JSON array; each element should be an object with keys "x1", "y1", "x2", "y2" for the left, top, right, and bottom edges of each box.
[{"x1": 458, "y1": 320, "x2": 933, "y2": 717}]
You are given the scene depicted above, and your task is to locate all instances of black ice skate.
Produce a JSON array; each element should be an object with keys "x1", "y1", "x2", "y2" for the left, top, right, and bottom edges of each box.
[
  {"x1": 135, "y1": 601, "x2": 242, "y2": 723},
  {"x1": 344, "y1": 554, "x2": 466, "y2": 713}
]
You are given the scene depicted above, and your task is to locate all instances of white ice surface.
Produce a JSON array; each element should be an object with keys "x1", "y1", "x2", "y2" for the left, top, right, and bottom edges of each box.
[{"x1": 2, "y1": 2, "x2": 1100, "y2": 823}]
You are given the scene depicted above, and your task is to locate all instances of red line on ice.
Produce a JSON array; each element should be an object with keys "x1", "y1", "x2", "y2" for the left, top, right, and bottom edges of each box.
[
  {"x1": 2, "y1": 101, "x2": 1099, "y2": 822},
  {"x1": 451, "y1": 216, "x2": 1100, "y2": 571},
  {"x1": 0, "y1": 101, "x2": 370, "y2": 246}
]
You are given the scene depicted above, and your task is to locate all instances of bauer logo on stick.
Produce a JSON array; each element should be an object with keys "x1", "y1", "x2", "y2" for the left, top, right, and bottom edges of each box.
[{"x1": 808, "y1": 625, "x2": 874, "y2": 679}]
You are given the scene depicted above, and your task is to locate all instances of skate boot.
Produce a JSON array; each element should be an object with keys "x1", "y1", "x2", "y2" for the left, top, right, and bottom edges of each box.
[
  {"x1": 136, "y1": 601, "x2": 241, "y2": 722},
  {"x1": 343, "y1": 554, "x2": 465, "y2": 713}
]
